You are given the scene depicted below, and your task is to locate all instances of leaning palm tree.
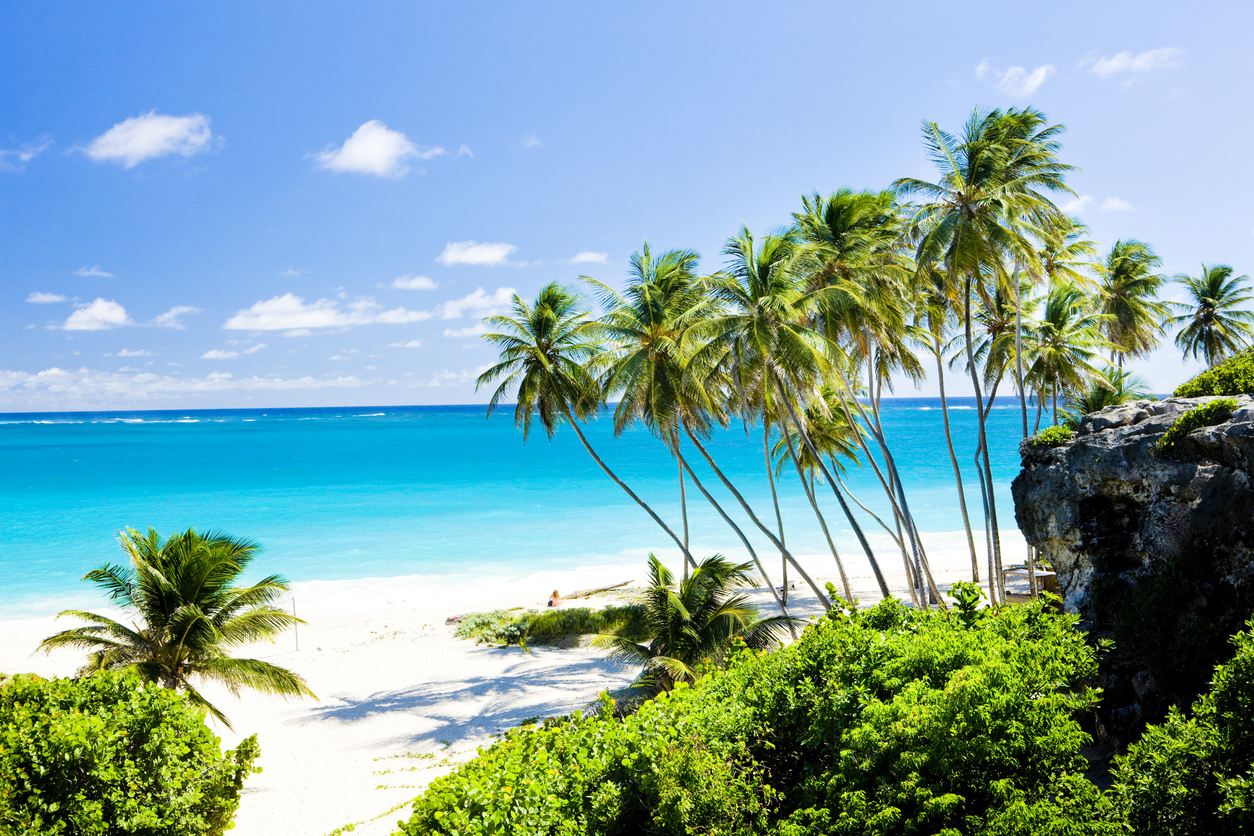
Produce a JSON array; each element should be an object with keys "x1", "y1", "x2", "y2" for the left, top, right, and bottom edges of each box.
[
  {"x1": 592, "y1": 554, "x2": 799, "y2": 694},
  {"x1": 478, "y1": 282, "x2": 697, "y2": 570},
  {"x1": 1098, "y1": 240, "x2": 1168, "y2": 371},
  {"x1": 1170, "y1": 264, "x2": 1254, "y2": 367},
  {"x1": 39, "y1": 527, "x2": 314, "y2": 729}
]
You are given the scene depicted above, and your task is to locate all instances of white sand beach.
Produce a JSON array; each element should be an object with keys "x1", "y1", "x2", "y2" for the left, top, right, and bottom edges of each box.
[{"x1": 0, "y1": 532, "x2": 1025, "y2": 836}]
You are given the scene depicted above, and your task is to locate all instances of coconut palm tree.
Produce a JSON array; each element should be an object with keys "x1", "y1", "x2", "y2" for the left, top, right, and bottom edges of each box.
[
  {"x1": 1027, "y1": 284, "x2": 1110, "y2": 426},
  {"x1": 1170, "y1": 264, "x2": 1254, "y2": 367},
  {"x1": 1099, "y1": 240, "x2": 1168, "y2": 371},
  {"x1": 895, "y1": 107, "x2": 1074, "y2": 602},
  {"x1": 477, "y1": 282, "x2": 697, "y2": 569},
  {"x1": 39, "y1": 527, "x2": 314, "y2": 729},
  {"x1": 1062, "y1": 366, "x2": 1151, "y2": 428},
  {"x1": 592, "y1": 554, "x2": 799, "y2": 694}
]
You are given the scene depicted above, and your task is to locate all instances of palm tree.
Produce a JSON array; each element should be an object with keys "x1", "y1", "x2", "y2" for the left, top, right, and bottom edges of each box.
[
  {"x1": 1170, "y1": 264, "x2": 1254, "y2": 367},
  {"x1": 1062, "y1": 366, "x2": 1151, "y2": 428},
  {"x1": 896, "y1": 107, "x2": 1074, "y2": 602},
  {"x1": 592, "y1": 554, "x2": 799, "y2": 694},
  {"x1": 39, "y1": 527, "x2": 314, "y2": 729},
  {"x1": 478, "y1": 282, "x2": 697, "y2": 570},
  {"x1": 1027, "y1": 284, "x2": 1110, "y2": 425},
  {"x1": 1099, "y1": 240, "x2": 1168, "y2": 371}
]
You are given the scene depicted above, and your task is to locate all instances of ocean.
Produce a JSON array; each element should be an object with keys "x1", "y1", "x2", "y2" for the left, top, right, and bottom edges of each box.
[{"x1": 0, "y1": 398, "x2": 1032, "y2": 619}]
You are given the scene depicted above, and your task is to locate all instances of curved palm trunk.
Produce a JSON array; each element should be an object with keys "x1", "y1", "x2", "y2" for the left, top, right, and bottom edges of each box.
[
  {"x1": 934, "y1": 336, "x2": 980, "y2": 583},
  {"x1": 762, "y1": 419, "x2": 788, "y2": 604},
  {"x1": 563, "y1": 412, "x2": 697, "y2": 571},
  {"x1": 676, "y1": 452, "x2": 793, "y2": 626},
  {"x1": 677, "y1": 438, "x2": 690, "y2": 581},
  {"x1": 963, "y1": 278, "x2": 1004, "y2": 603},
  {"x1": 682, "y1": 424, "x2": 831, "y2": 610},
  {"x1": 782, "y1": 429, "x2": 854, "y2": 603},
  {"x1": 1016, "y1": 269, "x2": 1029, "y2": 440},
  {"x1": 834, "y1": 471, "x2": 901, "y2": 548}
]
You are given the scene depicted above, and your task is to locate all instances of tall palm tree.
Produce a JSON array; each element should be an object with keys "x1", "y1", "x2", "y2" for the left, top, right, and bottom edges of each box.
[
  {"x1": 592, "y1": 554, "x2": 799, "y2": 694},
  {"x1": 39, "y1": 527, "x2": 314, "y2": 729},
  {"x1": 1027, "y1": 284, "x2": 1110, "y2": 425},
  {"x1": 1170, "y1": 264, "x2": 1254, "y2": 367},
  {"x1": 1031, "y1": 217, "x2": 1097, "y2": 435},
  {"x1": 1099, "y1": 240, "x2": 1168, "y2": 371},
  {"x1": 896, "y1": 107, "x2": 1074, "y2": 602},
  {"x1": 477, "y1": 282, "x2": 697, "y2": 569},
  {"x1": 1062, "y1": 365, "x2": 1151, "y2": 428}
]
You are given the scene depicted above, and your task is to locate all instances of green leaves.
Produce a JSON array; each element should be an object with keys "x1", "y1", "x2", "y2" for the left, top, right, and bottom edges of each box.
[{"x1": 1155, "y1": 397, "x2": 1238, "y2": 455}]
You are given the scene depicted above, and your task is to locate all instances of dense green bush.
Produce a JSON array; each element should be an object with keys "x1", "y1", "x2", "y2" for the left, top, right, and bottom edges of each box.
[
  {"x1": 1155, "y1": 397, "x2": 1238, "y2": 454},
  {"x1": 1174, "y1": 350, "x2": 1254, "y2": 397},
  {"x1": 1029, "y1": 424, "x2": 1075, "y2": 447},
  {"x1": 1111, "y1": 620, "x2": 1254, "y2": 835},
  {"x1": 398, "y1": 596, "x2": 1118, "y2": 835},
  {"x1": 455, "y1": 604, "x2": 648, "y2": 648},
  {"x1": 0, "y1": 670, "x2": 259, "y2": 835}
]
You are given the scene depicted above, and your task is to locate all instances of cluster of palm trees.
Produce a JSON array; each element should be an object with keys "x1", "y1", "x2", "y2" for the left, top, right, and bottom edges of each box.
[{"x1": 479, "y1": 106, "x2": 1254, "y2": 612}]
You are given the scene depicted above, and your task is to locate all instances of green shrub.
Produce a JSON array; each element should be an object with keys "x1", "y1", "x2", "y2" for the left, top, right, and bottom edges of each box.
[
  {"x1": 1112, "y1": 621, "x2": 1254, "y2": 835},
  {"x1": 1029, "y1": 424, "x2": 1075, "y2": 447},
  {"x1": 1174, "y1": 350, "x2": 1254, "y2": 397},
  {"x1": 1155, "y1": 397, "x2": 1239, "y2": 454},
  {"x1": 454, "y1": 604, "x2": 648, "y2": 648},
  {"x1": 397, "y1": 597, "x2": 1119, "y2": 835},
  {"x1": 0, "y1": 670, "x2": 259, "y2": 835}
]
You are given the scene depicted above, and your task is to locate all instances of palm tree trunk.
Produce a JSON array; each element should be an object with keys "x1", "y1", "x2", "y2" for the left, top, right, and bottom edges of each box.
[
  {"x1": 1016, "y1": 267, "x2": 1029, "y2": 440},
  {"x1": 963, "y1": 278, "x2": 1004, "y2": 603},
  {"x1": 782, "y1": 429, "x2": 854, "y2": 603},
  {"x1": 763, "y1": 419, "x2": 789, "y2": 604},
  {"x1": 934, "y1": 338, "x2": 979, "y2": 584},
  {"x1": 834, "y1": 470, "x2": 902, "y2": 549},
  {"x1": 676, "y1": 451, "x2": 794, "y2": 628},
  {"x1": 563, "y1": 411, "x2": 697, "y2": 571},
  {"x1": 678, "y1": 445, "x2": 690, "y2": 582},
  {"x1": 682, "y1": 424, "x2": 831, "y2": 610}
]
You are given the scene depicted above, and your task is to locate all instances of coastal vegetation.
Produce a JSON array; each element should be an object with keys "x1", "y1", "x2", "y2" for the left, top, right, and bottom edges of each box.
[
  {"x1": 454, "y1": 604, "x2": 649, "y2": 649},
  {"x1": 1155, "y1": 397, "x2": 1239, "y2": 455},
  {"x1": 1174, "y1": 348, "x2": 1254, "y2": 397},
  {"x1": 38, "y1": 527, "x2": 314, "y2": 729},
  {"x1": 0, "y1": 669, "x2": 259, "y2": 836},
  {"x1": 479, "y1": 105, "x2": 1254, "y2": 613}
]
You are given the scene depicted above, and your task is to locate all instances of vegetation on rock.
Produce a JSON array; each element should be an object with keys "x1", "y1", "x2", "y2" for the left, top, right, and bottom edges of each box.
[
  {"x1": 1029, "y1": 424, "x2": 1076, "y2": 447},
  {"x1": 1174, "y1": 349, "x2": 1254, "y2": 397},
  {"x1": 1155, "y1": 398, "x2": 1239, "y2": 455}
]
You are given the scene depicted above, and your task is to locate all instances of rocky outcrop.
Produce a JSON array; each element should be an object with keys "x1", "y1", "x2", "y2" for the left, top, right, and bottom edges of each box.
[{"x1": 1013, "y1": 396, "x2": 1254, "y2": 752}]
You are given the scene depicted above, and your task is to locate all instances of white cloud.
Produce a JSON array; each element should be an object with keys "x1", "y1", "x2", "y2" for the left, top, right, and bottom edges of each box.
[
  {"x1": 457, "y1": 145, "x2": 473, "y2": 158},
  {"x1": 27, "y1": 292, "x2": 67, "y2": 303},
  {"x1": 202, "y1": 349, "x2": 239, "y2": 359},
  {"x1": 389, "y1": 340, "x2": 424, "y2": 348},
  {"x1": 1101, "y1": 197, "x2": 1134, "y2": 211},
  {"x1": 280, "y1": 268, "x2": 302, "y2": 277},
  {"x1": 114, "y1": 349, "x2": 152, "y2": 357},
  {"x1": 312, "y1": 120, "x2": 442, "y2": 178},
  {"x1": 74, "y1": 265, "x2": 114, "y2": 278},
  {"x1": 0, "y1": 366, "x2": 365, "y2": 403},
  {"x1": 437, "y1": 287, "x2": 516, "y2": 320},
  {"x1": 436, "y1": 241, "x2": 518, "y2": 266},
  {"x1": 392, "y1": 274, "x2": 438, "y2": 290},
  {"x1": 1061, "y1": 195, "x2": 1093, "y2": 214},
  {"x1": 154, "y1": 305, "x2": 202, "y2": 329},
  {"x1": 570, "y1": 251, "x2": 608, "y2": 264},
  {"x1": 426, "y1": 365, "x2": 490, "y2": 387},
  {"x1": 975, "y1": 59, "x2": 1055, "y2": 97},
  {"x1": 223, "y1": 293, "x2": 430, "y2": 331},
  {"x1": 62, "y1": 299, "x2": 131, "y2": 331},
  {"x1": 443, "y1": 324, "x2": 490, "y2": 338},
  {"x1": 522, "y1": 134, "x2": 542, "y2": 148},
  {"x1": 85, "y1": 111, "x2": 214, "y2": 168},
  {"x1": 1082, "y1": 47, "x2": 1185, "y2": 80},
  {"x1": 0, "y1": 136, "x2": 52, "y2": 172}
]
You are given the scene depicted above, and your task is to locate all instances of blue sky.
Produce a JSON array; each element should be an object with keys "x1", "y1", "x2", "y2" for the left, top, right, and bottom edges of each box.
[{"x1": 3, "y1": 1, "x2": 1252, "y2": 411}]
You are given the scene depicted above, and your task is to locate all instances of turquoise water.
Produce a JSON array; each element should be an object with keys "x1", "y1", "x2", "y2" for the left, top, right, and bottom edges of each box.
[{"x1": 0, "y1": 399, "x2": 1029, "y2": 619}]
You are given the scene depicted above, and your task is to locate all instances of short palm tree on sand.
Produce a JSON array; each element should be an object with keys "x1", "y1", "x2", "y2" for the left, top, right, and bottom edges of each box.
[
  {"x1": 593, "y1": 554, "x2": 801, "y2": 695},
  {"x1": 39, "y1": 527, "x2": 315, "y2": 728}
]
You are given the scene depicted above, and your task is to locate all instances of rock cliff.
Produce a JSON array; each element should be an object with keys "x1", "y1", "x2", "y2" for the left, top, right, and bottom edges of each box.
[{"x1": 1013, "y1": 395, "x2": 1254, "y2": 752}]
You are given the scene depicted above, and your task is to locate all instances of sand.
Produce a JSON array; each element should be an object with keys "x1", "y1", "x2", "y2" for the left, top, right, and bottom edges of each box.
[{"x1": 0, "y1": 531, "x2": 1026, "y2": 836}]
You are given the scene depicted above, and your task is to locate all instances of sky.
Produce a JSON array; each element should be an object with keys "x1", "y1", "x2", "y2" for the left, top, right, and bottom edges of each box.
[{"x1": 3, "y1": 1, "x2": 1252, "y2": 412}]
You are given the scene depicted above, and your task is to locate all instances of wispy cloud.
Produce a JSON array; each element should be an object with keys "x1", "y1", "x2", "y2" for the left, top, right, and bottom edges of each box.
[
  {"x1": 1060, "y1": 195, "x2": 1094, "y2": 214},
  {"x1": 223, "y1": 293, "x2": 430, "y2": 332},
  {"x1": 27, "y1": 292, "x2": 67, "y2": 304},
  {"x1": 114, "y1": 349, "x2": 152, "y2": 357},
  {"x1": 0, "y1": 367, "x2": 366, "y2": 402},
  {"x1": 1081, "y1": 47, "x2": 1185, "y2": 82},
  {"x1": 437, "y1": 287, "x2": 516, "y2": 320},
  {"x1": 389, "y1": 339, "x2": 424, "y2": 348},
  {"x1": 570, "y1": 251, "x2": 608, "y2": 264},
  {"x1": 456, "y1": 145, "x2": 473, "y2": 158},
  {"x1": 436, "y1": 241, "x2": 518, "y2": 266},
  {"x1": 392, "y1": 274, "x2": 438, "y2": 290},
  {"x1": 312, "y1": 120, "x2": 442, "y2": 178},
  {"x1": 522, "y1": 134, "x2": 542, "y2": 148},
  {"x1": 201, "y1": 343, "x2": 265, "y2": 360},
  {"x1": 85, "y1": 112, "x2": 214, "y2": 168},
  {"x1": 74, "y1": 265, "x2": 114, "y2": 278},
  {"x1": 0, "y1": 136, "x2": 53, "y2": 172},
  {"x1": 61, "y1": 299, "x2": 131, "y2": 331},
  {"x1": 443, "y1": 324, "x2": 490, "y2": 338},
  {"x1": 1101, "y1": 197, "x2": 1134, "y2": 211},
  {"x1": 279, "y1": 268, "x2": 302, "y2": 277},
  {"x1": 425, "y1": 366, "x2": 490, "y2": 387},
  {"x1": 154, "y1": 305, "x2": 202, "y2": 329},
  {"x1": 975, "y1": 59, "x2": 1055, "y2": 97}
]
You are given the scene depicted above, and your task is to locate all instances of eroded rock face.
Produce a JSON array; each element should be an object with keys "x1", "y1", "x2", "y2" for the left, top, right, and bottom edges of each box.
[{"x1": 1013, "y1": 395, "x2": 1254, "y2": 751}]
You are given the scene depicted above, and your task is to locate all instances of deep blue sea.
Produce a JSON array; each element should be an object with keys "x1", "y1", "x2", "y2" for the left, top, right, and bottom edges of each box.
[{"x1": 0, "y1": 398, "x2": 1030, "y2": 619}]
